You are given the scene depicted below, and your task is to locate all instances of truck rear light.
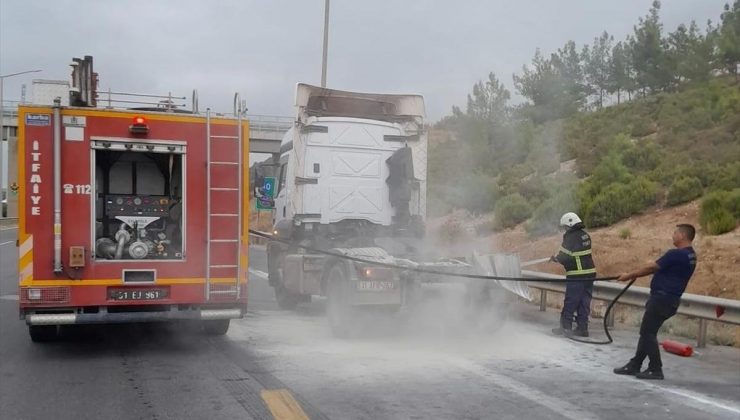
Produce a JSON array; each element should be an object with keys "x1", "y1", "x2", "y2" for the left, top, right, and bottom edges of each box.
[
  {"x1": 28, "y1": 289, "x2": 42, "y2": 300},
  {"x1": 358, "y1": 266, "x2": 392, "y2": 279},
  {"x1": 209, "y1": 284, "x2": 238, "y2": 301},
  {"x1": 21, "y1": 287, "x2": 71, "y2": 304}
]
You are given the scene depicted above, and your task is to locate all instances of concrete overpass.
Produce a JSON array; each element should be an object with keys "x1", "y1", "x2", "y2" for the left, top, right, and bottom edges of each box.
[
  {"x1": 247, "y1": 114, "x2": 292, "y2": 154},
  {"x1": 1, "y1": 110, "x2": 290, "y2": 218}
]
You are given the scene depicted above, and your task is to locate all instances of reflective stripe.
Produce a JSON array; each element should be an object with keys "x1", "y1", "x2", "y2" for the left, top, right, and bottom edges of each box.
[
  {"x1": 566, "y1": 268, "x2": 597, "y2": 275},
  {"x1": 559, "y1": 246, "x2": 592, "y2": 257},
  {"x1": 576, "y1": 255, "x2": 583, "y2": 271}
]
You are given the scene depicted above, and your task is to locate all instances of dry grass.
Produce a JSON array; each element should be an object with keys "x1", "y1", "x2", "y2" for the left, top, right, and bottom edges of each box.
[{"x1": 485, "y1": 201, "x2": 740, "y2": 301}]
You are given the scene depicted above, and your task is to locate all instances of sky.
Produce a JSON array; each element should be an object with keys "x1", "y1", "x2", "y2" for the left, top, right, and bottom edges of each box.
[{"x1": 0, "y1": 0, "x2": 730, "y2": 123}]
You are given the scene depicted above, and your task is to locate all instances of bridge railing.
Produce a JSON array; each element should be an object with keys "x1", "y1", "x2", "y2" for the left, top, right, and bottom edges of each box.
[{"x1": 246, "y1": 114, "x2": 293, "y2": 133}]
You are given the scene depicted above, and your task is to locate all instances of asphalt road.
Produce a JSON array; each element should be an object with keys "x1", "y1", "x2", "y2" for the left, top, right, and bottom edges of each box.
[{"x1": 1, "y1": 232, "x2": 739, "y2": 420}]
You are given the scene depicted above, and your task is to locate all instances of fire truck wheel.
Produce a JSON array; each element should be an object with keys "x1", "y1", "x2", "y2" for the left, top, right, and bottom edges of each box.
[
  {"x1": 29, "y1": 325, "x2": 58, "y2": 342},
  {"x1": 326, "y1": 264, "x2": 354, "y2": 338},
  {"x1": 202, "y1": 319, "x2": 230, "y2": 335}
]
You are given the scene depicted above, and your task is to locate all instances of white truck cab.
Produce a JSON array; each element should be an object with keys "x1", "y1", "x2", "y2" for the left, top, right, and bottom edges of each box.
[{"x1": 273, "y1": 84, "x2": 428, "y2": 230}]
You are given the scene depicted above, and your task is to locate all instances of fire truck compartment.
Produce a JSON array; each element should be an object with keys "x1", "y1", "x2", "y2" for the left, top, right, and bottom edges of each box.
[{"x1": 92, "y1": 139, "x2": 185, "y2": 261}]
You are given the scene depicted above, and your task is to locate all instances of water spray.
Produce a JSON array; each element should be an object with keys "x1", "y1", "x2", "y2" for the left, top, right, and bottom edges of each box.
[{"x1": 248, "y1": 229, "x2": 634, "y2": 344}]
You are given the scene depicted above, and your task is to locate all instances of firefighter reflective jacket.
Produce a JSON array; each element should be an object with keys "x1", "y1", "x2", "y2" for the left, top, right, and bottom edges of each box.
[{"x1": 555, "y1": 224, "x2": 596, "y2": 278}]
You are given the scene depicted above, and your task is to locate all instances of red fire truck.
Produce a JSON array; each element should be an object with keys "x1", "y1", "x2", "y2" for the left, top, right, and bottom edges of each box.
[{"x1": 17, "y1": 57, "x2": 249, "y2": 341}]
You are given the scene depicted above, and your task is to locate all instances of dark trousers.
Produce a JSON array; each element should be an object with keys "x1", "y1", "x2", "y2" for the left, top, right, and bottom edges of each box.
[
  {"x1": 630, "y1": 298, "x2": 679, "y2": 371},
  {"x1": 560, "y1": 279, "x2": 594, "y2": 330}
]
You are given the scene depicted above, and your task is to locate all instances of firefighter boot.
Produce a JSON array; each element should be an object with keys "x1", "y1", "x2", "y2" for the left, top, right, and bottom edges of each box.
[
  {"x1": 573, "y1": 327, "x2": 589, "y2": 337},
  {"x1": 636, "y1": 369, "x2": 664, "y2": 380},
  {"x1": 551, "y1": 327, "x2": 573, "y2": 337},
  {"x1": 613, "y1": 363, "x2": 641, "y2": 376}
]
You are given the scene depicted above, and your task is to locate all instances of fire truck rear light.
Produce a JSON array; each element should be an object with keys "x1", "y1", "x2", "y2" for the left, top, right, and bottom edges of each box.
[
  {"x1": 208, "y1": 284, "x2": 238, "y2": 301},
  {"x1": 28, "y1": 289, "x2": 42, "y2": 300},
  {"x1": 21, "y1": 287, "x2": 71, "y2": 304}
]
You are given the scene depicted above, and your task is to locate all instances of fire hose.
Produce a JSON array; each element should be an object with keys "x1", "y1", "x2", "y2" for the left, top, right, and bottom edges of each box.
[{"x1": 248, "y1": 229, "x2": 635, "y2": 345}]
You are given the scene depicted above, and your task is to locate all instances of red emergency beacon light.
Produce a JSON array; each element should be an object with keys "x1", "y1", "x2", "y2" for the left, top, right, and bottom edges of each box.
[{"x1": 129, "y1": 116, "x2": 149, "y2": 135}]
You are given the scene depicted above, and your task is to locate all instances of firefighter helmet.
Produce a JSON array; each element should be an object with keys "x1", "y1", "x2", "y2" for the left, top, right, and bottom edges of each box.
[{"x1": 559, "y1": 212, "x2": 582, "y2": 228}]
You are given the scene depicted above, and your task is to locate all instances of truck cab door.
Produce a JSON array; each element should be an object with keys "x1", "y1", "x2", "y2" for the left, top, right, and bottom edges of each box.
[{"x1": 273, "y1": 162, "x2": 288, "y2": 225}]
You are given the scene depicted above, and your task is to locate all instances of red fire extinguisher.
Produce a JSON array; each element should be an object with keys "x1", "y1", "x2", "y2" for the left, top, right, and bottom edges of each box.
[{"x1": 662, "y1": 340, "x2": 693, "y2": 357}]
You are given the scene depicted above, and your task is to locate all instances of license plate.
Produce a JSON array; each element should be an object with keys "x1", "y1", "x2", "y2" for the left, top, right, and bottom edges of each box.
[
  {"x1": 357, "y1": 281, "x2": 395, "y2": 291},
  {"x1": 108, "y1": 287, "x2": 169, "y2": 301}
]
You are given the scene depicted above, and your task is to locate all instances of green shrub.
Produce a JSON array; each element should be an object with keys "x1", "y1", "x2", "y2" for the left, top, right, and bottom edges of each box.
[
  {"x1": 581, "y1": 152, "x2": 633, "y2": 198},
  {"x1": 525, "y1": 191, "x2": 578, "y2": 237},
  {"x1": 498, "y1": 164, "x2": 534, "y2": 196},
  {"x1": 727, "y1": 189, "x2": 740, "y2": 219},
  {"x1": 622, "y1": 141, "x2": 662, "y2": 172},
  {"x1": 630, "y1": 115, "x2": 656, "y2": 138},
  {"x1": 712, "y1": 162, "x2": 740, "y2": 191},
  {"x1": 619, "y1": 228, "x2": 631, "y2": 239},
  {"x1": 518, "y1": 176, "x2": 549, "y2": 208},
  {"x1": 699, "y1": 191, "x2": 738, "y2": 235},
  {"x1": 703, "y1": 209, "x2": 736, "y2": 235},
  {"x1": 494, "y1": 193, "x2": 532, "y2": 230},
  {"x1": 666, "y1": 176, "x2": 703, "y2": 206},
  {"x1": 583, "y1": 177, "x2": 658, "y2": 227}
]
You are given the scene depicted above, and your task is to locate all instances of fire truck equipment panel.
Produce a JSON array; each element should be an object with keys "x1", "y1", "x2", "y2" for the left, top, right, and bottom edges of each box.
[{"x1": 105, "y1": 195, "x2": 171, "y2": 217}]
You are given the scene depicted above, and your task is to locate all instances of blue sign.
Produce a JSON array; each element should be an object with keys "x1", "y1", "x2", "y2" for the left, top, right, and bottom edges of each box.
[
  {"x1": 256, "y1": 177, "x2": 276, "y2": 210},
  {"x1": 26, "y1": 114, "x2": 51, "y2": 126}
]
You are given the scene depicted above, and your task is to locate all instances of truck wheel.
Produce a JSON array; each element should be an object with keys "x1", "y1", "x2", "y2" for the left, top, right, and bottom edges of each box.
[
  {"x1": 269, "y1": 248, "x2": 302, "y2": 310},
  {"x1": 326, "y1": 264, "x2": 354, "y2": 338},
  {"x1": 29, "y1": 325, "x2": 58, "y2": 342},
  {"x1": 274, "y1": 285, "x2": 301, "y2": 310},
  {"x1": 202, "y1": 319, "x2": 230, "y2": 335}
]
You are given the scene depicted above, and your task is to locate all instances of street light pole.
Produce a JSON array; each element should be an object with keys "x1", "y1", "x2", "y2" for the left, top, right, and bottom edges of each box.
[
  {"x1": 0, "y1": 69, "x2": 42, "y2": 218},
  {"x1": 321, "y1": 0, "x2": 330, "y2": 87}
]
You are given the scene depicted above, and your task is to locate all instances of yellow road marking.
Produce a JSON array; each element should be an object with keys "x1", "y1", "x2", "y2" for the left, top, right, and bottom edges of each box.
[{"x1": 260, "y1": 389, "x2": 310, "y2": 420}]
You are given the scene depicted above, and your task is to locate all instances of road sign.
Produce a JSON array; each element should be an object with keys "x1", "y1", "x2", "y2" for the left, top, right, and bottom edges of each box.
[{"x1": 256, "y1": 177, "x2": 275, "y2": 210}]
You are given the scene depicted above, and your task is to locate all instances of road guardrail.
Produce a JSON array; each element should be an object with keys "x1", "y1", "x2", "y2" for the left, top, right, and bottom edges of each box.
[{"x1": 522, "y1": 269, "x2": 740, "y2": 348}]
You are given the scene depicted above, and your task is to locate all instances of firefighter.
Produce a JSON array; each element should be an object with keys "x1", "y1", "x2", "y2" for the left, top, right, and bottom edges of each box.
[
  {"x1": 613, "y1": 224, "x2": 697, "y2": 380},
  {"x1": 550, "y1": 212, "x2": 596, "y2": 337}
]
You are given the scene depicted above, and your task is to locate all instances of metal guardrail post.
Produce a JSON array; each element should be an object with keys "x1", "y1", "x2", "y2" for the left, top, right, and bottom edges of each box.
[
  {"x1": 539, "y1": 289, "x2": 547, "y2": 311},
  {"x1": 606, "y1": 305, "x2": 616, "y2": 328},
  {"x1": 697, "y1": 319, "x2": 707, "y2": 348}
]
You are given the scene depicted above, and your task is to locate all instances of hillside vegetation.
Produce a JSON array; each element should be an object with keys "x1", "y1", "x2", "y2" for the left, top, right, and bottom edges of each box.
[{"x1": 429, "y1": 1, "x2": 740, "y2": 236}]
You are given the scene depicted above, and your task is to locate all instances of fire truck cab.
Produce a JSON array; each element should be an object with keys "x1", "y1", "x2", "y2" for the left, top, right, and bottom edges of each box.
[{"x1": 17, "y1": 57, "x2": 249, "y2": 341}]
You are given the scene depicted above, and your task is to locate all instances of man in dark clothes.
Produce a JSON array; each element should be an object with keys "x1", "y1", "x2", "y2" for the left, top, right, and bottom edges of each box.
[
  {"x1": 551, "y1": 212, "x2": 596, "y2": 337},
  {"x1": 613, "y1": 224, "x2": 697, "y2": 380}
]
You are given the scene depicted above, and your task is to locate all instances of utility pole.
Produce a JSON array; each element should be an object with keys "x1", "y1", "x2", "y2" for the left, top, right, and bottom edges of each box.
[{"x1": 321, "y1": 0, "x2": 330, "y2": 87}]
